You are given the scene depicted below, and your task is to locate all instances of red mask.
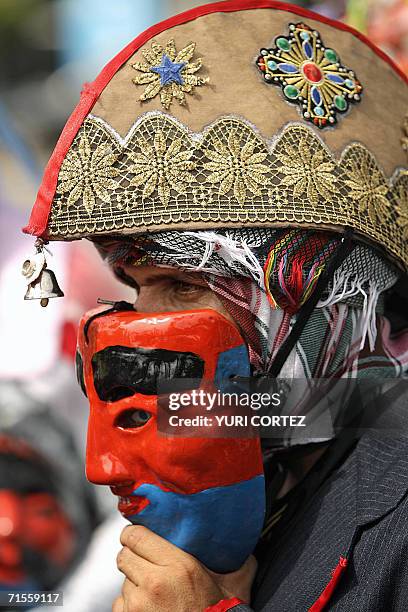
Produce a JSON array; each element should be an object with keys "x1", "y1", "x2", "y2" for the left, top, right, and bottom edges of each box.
[
  {"x1": 77, "y1": 306, "x2": 265, "y2": 573},
  {"x1": 0, "y1": 491, "x2": 73, "y2": 584},
  {"x1": 0, "y1": 437, "x2": 74, "y2": 590}
]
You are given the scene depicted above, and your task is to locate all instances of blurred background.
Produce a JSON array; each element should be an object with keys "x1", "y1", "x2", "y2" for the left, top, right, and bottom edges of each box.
[{"x1": 0, "y1": 0, "x2": 407, "y2": 610}]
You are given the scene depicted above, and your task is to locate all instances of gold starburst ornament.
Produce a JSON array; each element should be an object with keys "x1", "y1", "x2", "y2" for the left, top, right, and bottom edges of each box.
[{"x1": 132, "y1": 38, "x2": 209, "y2": 110}]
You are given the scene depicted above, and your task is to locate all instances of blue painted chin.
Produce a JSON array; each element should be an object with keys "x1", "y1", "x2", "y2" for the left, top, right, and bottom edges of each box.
[{"x1": 126, "y1": 475, "x2": 265, "y2": 574}]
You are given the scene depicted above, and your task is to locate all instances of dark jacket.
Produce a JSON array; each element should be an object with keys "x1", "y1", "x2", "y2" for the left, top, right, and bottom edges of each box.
[{"x1": 232, "y1": 384, "x2": 408, "y2": 611}]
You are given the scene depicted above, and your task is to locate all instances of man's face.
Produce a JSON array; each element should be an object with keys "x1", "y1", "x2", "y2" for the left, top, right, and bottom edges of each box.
[
  {"x1": 121, "y1": 264, "x2": 234, "y2": 318},
  {"x1": 78, "y1": 266, "x2": 265, "y2": 572}
]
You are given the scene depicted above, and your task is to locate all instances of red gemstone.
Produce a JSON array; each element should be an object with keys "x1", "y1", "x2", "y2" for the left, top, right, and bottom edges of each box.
[
  {"x1": 258, "y1": 58, "x2": 266, "y2": 71},
  {"x1": 302, "y1": 62, "x2": 324, "y2": 83}
]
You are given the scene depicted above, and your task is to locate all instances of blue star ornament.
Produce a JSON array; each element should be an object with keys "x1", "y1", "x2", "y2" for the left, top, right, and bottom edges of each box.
[{"x1": 150, "y1": 54, "x2": 186, "y2": 86}]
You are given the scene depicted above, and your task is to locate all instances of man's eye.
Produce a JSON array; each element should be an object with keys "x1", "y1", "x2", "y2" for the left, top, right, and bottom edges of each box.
[
  {"x1": 173, "y1": 281, "x2": 204, "y2": 295},
  {"x1": 115, "y1": 409, "x2": 153, "y2": 429}
]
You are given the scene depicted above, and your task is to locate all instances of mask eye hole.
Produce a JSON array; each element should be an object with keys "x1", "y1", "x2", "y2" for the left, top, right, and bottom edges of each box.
[
  {"x1": 115, "y1": 409, "x2": 153, "y2": 429},
  {"x1": 75, "y1": 351, "x2": 87, "y2": 397}
]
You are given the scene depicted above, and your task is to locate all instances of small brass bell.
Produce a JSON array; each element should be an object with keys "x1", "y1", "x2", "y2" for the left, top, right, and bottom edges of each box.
[
  {"x1": 24, "y1": 266, "x2": 64, "y2": 307},
  {"x1": 22, "y1": 239, "x2": 64, "y2": 307}
]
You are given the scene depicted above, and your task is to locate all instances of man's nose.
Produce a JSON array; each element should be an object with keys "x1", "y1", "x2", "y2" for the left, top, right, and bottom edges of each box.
[{"x1": 85, "y1": 411, "x2": 132, "y2": 485}]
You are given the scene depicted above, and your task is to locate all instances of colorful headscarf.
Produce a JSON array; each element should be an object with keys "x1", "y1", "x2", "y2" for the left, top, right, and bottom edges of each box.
[
  {"x1": 93, "y1": 228, "x2": 408, "y2": 447},
  {"x1": 94, "y1": 227, "x2": 405, "y2": 373}
]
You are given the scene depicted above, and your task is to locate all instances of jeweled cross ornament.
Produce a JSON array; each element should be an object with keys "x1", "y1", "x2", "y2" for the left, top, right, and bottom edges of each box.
[{"x1": 257, "y1": 22, "x2": 363, "y2": 129}]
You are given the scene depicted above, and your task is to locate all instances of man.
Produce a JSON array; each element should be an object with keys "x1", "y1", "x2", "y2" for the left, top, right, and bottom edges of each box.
[
  {"x1": 0, "y1": 382, "x2": 97, "y2": 609},
  {"x1": 23, "y1": 1, "x2": 408, "y2": 610}
]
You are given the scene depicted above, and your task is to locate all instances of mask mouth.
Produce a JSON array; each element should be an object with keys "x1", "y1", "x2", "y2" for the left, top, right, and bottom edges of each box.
[
  {"x1": 116, "y1": 493, "x2": 149, "y2": 518},
  {"x1": 110, "y1": 485, "x2": 150, "y2": 518},
  {"x1": 110, "y1": 484, "x2": 136, "y2": 497}
]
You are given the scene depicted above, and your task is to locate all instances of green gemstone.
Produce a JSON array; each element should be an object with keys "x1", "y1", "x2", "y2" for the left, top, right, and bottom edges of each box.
[
  {"x1": 276, "y1": 37, "x2": 291, "y2": 52},
  {"x1": 267, "y1": 60, "x2": 277, "y2": 70},
  {"x1": 325, "y1": 48, "x2": 338, "y2": 63},
  {"x1": 334, "y1": 95, "x2": 347, "y2": 111},
  {"x1": 284, "y1": 84, "x2": 299, "y2": 99}
]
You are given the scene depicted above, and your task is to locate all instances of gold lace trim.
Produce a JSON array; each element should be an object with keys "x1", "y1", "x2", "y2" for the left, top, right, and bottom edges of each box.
[{"x1": 48, "y1": 113, "x2": 408, "y2": 268}]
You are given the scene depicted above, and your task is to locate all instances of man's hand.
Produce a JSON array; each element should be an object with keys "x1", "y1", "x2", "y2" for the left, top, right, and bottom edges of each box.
[{"x1": 113, "y1": 525, "x2": 257, "y2": 612}]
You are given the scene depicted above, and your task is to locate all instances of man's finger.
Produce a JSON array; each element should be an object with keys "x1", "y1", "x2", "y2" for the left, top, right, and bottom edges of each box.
[
  {"x1": 117, "y1": 546, "x2": 154, "y2": 585},
  {"x1": 112, "y1": 596, "x2": 124, "y2": 612},
  {"x1": 122, "y1": 577, "x2": 138, "y2": 599},
  {"x1": 121, "y1": 578, "x2": 153, "y2": 612},
  {"x1": 120, "y1": 525, "x2": 192, "y2": 565}
]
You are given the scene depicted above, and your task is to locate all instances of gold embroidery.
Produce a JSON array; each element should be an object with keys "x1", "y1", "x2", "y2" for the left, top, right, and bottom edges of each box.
[
  {"x1": 192, "y1": 185, "x2": 213, "y2": 206},
  {"x1": 128, "y1": 130, "x2": 196, "y2": 206},
  {"x1": 132, "y1": 39, "x2": 209, "y2": 110},
  {"x1": 204, "y1": 130, "x2": 269, "y2": 205},
  {"x1": 276, "y1": 137, "x2": 337, "y2": 206},
  {"x1": 268, "y1": 186, "x2": 288, "y2": 210},
  {"x1": 344, "y1": 146, "x2": 390, "y2": 225},
  {"x1": 48, "y1": 114, "x2": 408, "y2": 269},
  {"x1": 394, "y1": 174, "x2": 408, "y2": 240},
  {"x1": 56, "y1": 132, "x2": 120, "y2": 215}
]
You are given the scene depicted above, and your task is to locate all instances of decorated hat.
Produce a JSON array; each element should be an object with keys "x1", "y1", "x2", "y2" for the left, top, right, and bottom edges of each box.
[{"x1": 24, "y1": 0, "x2": 408, "y2": 270}]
